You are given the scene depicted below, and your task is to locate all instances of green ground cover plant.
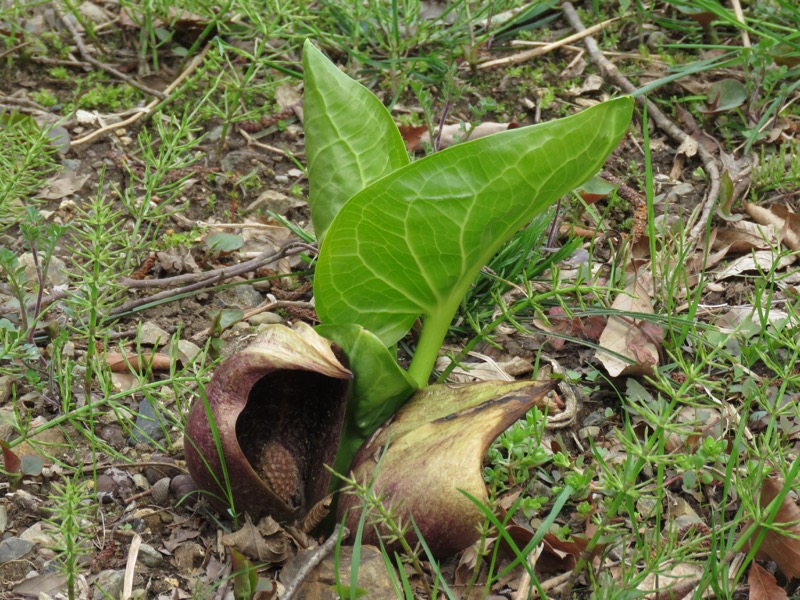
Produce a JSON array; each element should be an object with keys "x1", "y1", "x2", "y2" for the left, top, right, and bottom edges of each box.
[{"x1": 1, "y1": 0, "x2": 800, "y2": 597}]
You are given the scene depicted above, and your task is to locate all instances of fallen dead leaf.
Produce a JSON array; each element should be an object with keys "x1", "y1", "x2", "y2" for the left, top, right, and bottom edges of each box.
[
  {"x1": 596, "y1": 278, "x2": 662, "y2": 377},
  {"x1": 435, "y1": 352, "x2": 531, "y2": 382},
  {"x1": 636, "y1": 560, "x2": 701, "y2": 598},
  {"x1": 399, "y1": 121, "x2": 518, "y2": 152},
  {"x1": 745, "y1": 203, "x2": 800, "y2": 251},
  {"x1": 748, "y1": 561, "x2": 789, "y2": 600},
  {"x1": 534, "y1": 306, "x2": 606, "y2": 351},
  {"x1": 714, "y1": 252, "x2": 796, "y2": 280},
  {"x1": 221, "y1": 515, "x2": 294, "y2": 564},
  {"x1": 35, "y1": 172, "x2": 90, "y2": 200},
  {"x1": 712, "y1": 226, "x2": 771, "y2": 254},
  {"x1": 744, "y1": 477, "x2": 800, "y2": 580}
]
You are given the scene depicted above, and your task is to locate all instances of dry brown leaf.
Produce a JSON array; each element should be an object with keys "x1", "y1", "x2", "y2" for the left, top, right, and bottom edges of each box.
[
  {"x1": 221, "y1": 515, "x2": 294, "y2": 563},
  {"x1": 745, "y1": 203, "x2": 800, "y2": 250},
  {"x1": 636, "y1": 561, "x2": 701, "y2": 598},
  {"x1": 744, "y1": 478, "x2": 800, "y2": 580},
  {"x1": 748, "y1": 561, "x2": 789, "y2": 600},
  {"x1": 714, "y1": 252, "x2": 796, "y2": 280},
  {"x1": 454, "y1": 544, "x2": 481, "y2": 586},
  {"x1": 35, "y1": 172, "x2": 89, "y2": 200},
  {"x1": 534, "y1": 306, "x2": 606, "y2": 351},
  {"x1": 596, "y1": 279, "x2": 662, "y2": 377},
  {"x1": 435, "y1": 351, "x2": 532, "y2": 382},
  {"x1": 713, "y1": 227, "x2": 771, "y2": 253},
  {"x1": 399, "y1": 121, "x2": 518, "y2": 152}
]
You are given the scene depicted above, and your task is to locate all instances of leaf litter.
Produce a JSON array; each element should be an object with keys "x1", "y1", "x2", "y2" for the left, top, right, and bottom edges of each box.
[{"x1": 1, "y1": 0, "x2": 800, "y2": 598}]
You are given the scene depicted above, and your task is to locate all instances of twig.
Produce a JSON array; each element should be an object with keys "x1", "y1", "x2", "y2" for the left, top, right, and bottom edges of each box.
[
  {"x1": 110, "y1": 243, "x2": 313, "y2": 317},
  {"x1": 510, "y1": 41, "x2": 666, "y2": 63},
  {"x1": 121, "y1": 533, "x2": 141, "y2": 600},
  {"x1": 120, "y1": 242, "x2": 313, "y2": 289},
  {"x1": 478, "y1": 17, "x2": 618, "y2": 69},
  {"x1": 0, "y1": 41, "x2": 33, "y2": 61},
  {"x1": 195, "y1": 221, "x2": 292, "y2": 231},
  {"x1": 0, "y1": 102, "x2": 52, "y2": 118},
  {"x1": 53, "y1": 3, "x2": 165, "y2": 100},
  {"x1": 239, "y1": 128, "x2": 298, "y2": 157},
  {"x1": 282, "y1": 525, "x2": 348, "y2": 600},
  {"x1": 729, "y1": 0, "x2": 751, "y2": 48},
  {"x1": 561, "y1": 2, "x2": 721, "y2": 246},
  {"x1": 30, "y1": 55, "x2": 91, "y2": 68},
  {"x1": 0, "y1": 289, "x2": 68, "y2": 318},
  {"x1": 70, "y1": 43, "x2": 212, "y2": 147},
  {"x1": 190, "y1": 299, "x2": 314, "y2": 344}
]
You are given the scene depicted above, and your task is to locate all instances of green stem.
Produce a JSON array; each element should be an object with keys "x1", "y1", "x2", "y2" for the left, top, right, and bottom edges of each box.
[{"x1": 406, "y1": 314, "x2": 452, "y2": 388}]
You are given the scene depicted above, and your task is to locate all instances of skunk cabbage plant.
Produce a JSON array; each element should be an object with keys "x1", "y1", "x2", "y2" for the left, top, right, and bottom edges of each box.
[{"x1": 185, "y1": 40, "x2": 633, "y2": 556}]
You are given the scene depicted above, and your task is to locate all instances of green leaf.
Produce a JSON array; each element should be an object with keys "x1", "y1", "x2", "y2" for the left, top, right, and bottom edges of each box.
[
  {"x1": 205, "y1": 232, "x2": 244, "y2": 253},
  {"x1": 303, "y1": 40, "x2": 410, "y2": 243},
  {"x1": 316, "y1": 324, "x2": 416, "y2": 431},
  {"x1": 229, "y1": 547, "x2": 257, "y2": 600},
  {"x1": 701, "y1": 78, "x2": 747, "y2": 114},
  {"x1": 316, "y1": 324, "x2": 416, "y2": 473},
  {"x1": 315, "y1": 97, "x2": 633, "y2": 384}
]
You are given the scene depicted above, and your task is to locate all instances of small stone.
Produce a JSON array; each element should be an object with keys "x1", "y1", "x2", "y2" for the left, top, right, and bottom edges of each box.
[
  {"x1": 18, "y1": 253, "x2": 69, "y2": 288},
  {"x1": 137, "y1": 543, "x2": 164, "y2": 568},
  {"x1": 19, "y1": 523, "x2": 55, "y2": 546},
  {"x1": 286, "y1": 168, "x2": 304, "y2": 178},
  {"x1": 170, "y1": 474, "x2": 199, "y2": 508},
  {"x1": 93, "y1": 569, "x2": 124, "y2": 600},
  {"x1": 246, "y1": 189, "x2": 302, "y2": 215},
  {"x1": 251, "y1": 279, "x2": 272, "y2": 292},
  {"x1": 111, "y1": 373, "x2": 139, "y2": 392},
  {"x1": 581, "y1": 409, "x2": 608, "y2": 428},
  {"x1": 248, "y1": 312, "x2": 284, "y2": 326},
  {"x1": 79, "y1": 1, "x2": 112, "y2": 24},
  {"x1": 14, "y1": 426, "x2": 68, "y2": 461},
  {"x1": 234, "y1": 284, "x2": 263, "y2": 308},
  {"x1": 0, "y1": 407, "x2": 18, "y2": 440},
  {"x1": 274, "y1": 174, "x2": 289, "y2": 184},
  {"x1": 129, "y1": 398, "x2": 166, "y2": 446},
  {"x1": 143, "y1": 456, "x2": 180, "y2": 484},
  {"x1": 96, "y1": 467, "x2": 137, "y2": 503},
  {"x1": 0, "y1": 376, "x2": 13, "y2": 404},
  {"x1": 98, "y1": 424, "x2": 126, "y2": 450},
  {"x1": 0, "y1": 538, "x2": 36, "y2": 563},
  {"x1": 177, "y1": 340, "x2": 203, "y2": 365},
  {"x1": 139, "y1": 322, "x2": 170, "y2": 347},
  {"x1": 151, "y1": 477, "x2": 171, "y2": 506}
]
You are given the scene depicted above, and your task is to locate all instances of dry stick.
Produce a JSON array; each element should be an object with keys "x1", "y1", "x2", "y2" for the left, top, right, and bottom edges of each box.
[
  {"x1": 729, "y1": 0, "x2": 751, "y2": 48},
  {"x1": 478, "y1": 17, "x2": 618, "y2": 69},
  {"x1": 110, "y1": 243, "x2": 312, "y2": 317},
  {"x1": 53, "y1": 4, "x2": 165, "y2": 100},
  {"x1": 121, "y1": 533, "x2": 141, "y2": 600},
  {"x1": 70, "y1": 43, "x2": 212, "y2": 147},
  {"x1": 30, "y1": 55, "x2": 91, "y2": 68},
  {"x1": 282, "y1": 525, "x2": 348, "y2": 600},
  {"x1": 239, "y1": 128, "x2": 296, "y2": 157},
  {"x1": 120, "y1": 242, "x2": 313, "y2": 289},
  {"x1": 112, "y1": 255, "x2": 292, "y2": 316},
  {"x1": 0, "y1": 41, "x2": 33, "y2": 60},
  {"x1": 561, "y1": 2, "x2": 721, "y2": 246},
  {"x1": 510, "y1": 40, "x2": 665, "y2": 62}
]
